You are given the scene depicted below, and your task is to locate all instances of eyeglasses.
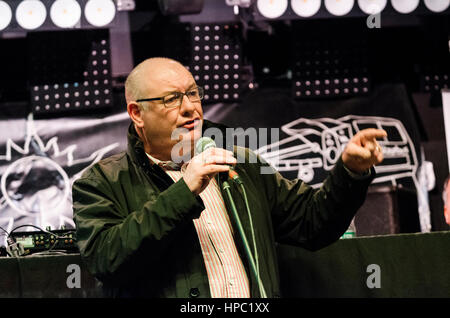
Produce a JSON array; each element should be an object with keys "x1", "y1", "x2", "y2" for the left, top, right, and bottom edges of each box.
[{"x1": 136, "y1": 86, "x2": 204, "y2": 108}]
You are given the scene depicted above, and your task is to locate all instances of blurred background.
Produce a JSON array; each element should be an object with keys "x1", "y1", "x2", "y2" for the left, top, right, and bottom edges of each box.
[{"x1": 0, "y1": 0, "x2": 449, "y2": 247}]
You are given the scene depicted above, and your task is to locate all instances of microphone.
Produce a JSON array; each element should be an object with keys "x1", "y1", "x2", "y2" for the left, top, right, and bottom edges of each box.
[
  {"x1": 195, "y1": 137, "x2": 242, "y2": 183},
  {"x1": 195, "y1": 136, "x2": 216, "y2": 154}
]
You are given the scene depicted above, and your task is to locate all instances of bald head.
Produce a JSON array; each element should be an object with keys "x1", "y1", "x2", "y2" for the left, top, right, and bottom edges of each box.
[
  {"x1": 125, "y1": 57, "x2": 203, "y2": 161},
  {"x1": 125, "y1": 57, "x2": 190, "y2": 105}
]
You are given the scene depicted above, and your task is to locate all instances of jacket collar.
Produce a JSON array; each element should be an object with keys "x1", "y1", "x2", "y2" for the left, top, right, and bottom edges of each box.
[
  {"x1": 127, "y1": 123, "x2": 148, "y2": 167},
  {"x1": 126, "y1": 123, "x2": 175, "y2": 190}
]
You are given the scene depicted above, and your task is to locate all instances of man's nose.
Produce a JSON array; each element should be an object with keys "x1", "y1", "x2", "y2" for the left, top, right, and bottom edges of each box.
[{"x1": 179, "y1": 94, "x2": 197, "y2": 115}]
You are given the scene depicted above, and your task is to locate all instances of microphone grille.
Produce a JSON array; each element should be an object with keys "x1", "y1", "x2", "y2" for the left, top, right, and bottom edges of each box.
[{"x1": 195, "y1": 137, "x2": 216, "y2": 155}]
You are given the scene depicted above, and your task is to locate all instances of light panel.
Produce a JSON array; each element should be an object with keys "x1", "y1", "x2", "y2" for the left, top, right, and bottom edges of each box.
[
  {"x1": 424, "y1": 0, "x2": 450, "y2": 13},
  {"x1": 324, "y1": 0, "x2": 354, "y2": 16},
  {"x1": 29, "y1": 30, "x2": 113, "y2": 115},
  {"x1": 50, "y1": 0, "x2": 81, "y2": 28},
  {"x1": 357, "y1": 0, "x2": 387, "y2": 14},
  {"x1": 257, "y1": 0, "x2": 289, "y2": 19},
  {"x1": 390, "y1": 0, "x2": 419, "y2": 14},
  {"x1": 291, "y1": 0, "x2": 321, "y2": 17},
  {"x1": 291, "y1": 21, "x2": 370, "y2": 100},
  {"x1": 15, "y1": 0, "x2": 47, "y2": 30},
  {"x1": 190, "y1": 23, "x2": 243, "y2": 103},
  {"x1": 422, "y1": 73, "x2": 449, "y2": 93},
  {"x1": 84, "y1": 0, "x2": 116, "y2": 27},
  {"x1": 0, "y1": 1, "x2": 12, "y2": 31}
]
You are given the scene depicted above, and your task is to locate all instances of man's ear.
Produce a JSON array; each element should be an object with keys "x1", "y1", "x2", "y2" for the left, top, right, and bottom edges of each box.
[{"x1": 127, "y1": 102, "x2": 144, "y2": 128}]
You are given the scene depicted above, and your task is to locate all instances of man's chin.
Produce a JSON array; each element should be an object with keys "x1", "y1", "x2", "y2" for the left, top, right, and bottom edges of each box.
[{"x1": 170, "y1": 124, "x2": 203, "y2": 162}]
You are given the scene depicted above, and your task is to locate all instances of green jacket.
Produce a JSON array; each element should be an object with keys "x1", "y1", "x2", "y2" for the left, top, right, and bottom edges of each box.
[{"x1": 72, "y1": 120, "x2": 374, "y2": 298}]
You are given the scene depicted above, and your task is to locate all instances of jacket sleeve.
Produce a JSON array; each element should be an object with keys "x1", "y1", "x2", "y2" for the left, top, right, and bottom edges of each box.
[
  {"x1": 258, "y1": 155, "x2": 374, "y2": 251},
  {"x1": 72, "y1": 166, "x2": 204, "y2": 286}
]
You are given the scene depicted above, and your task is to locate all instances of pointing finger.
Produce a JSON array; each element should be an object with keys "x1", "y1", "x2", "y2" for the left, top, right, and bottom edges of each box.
[
  {"x1": 359, "y1": 129, "x2": 387, "y2": 142},
  {"x1": 375, "y1": 151, "x2": 384, "y2": 164}
]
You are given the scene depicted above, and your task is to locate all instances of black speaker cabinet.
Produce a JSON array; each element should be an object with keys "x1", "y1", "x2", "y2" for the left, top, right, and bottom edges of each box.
[{"x1": 355, "y1": 185, "x2": 421, "y2": 236}]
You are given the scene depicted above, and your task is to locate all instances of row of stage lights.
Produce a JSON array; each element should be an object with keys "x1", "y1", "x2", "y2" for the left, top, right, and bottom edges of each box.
[
  {"x1": 28, "y1": 31, "x2": 114, "y2": 115},
  {"x1": 0, "y1": 0, "x2": 116, "y2": 31},
  {"x1": 293, "y1": 76, "x2": 370, "y2": 98},
  {"x1": 256, "y1": 0, "x2": 449, "y2": 19}
]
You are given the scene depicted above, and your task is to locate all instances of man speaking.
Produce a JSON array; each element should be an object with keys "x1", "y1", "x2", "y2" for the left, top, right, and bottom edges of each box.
[{"x1": 72, "y1": 57, "x2": 386, "y2": 298}]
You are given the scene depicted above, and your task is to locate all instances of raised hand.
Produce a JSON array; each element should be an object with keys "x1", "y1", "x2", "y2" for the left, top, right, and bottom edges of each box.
[{"x1": 342, "y1": 128, "x2": 387, "y2": 174}]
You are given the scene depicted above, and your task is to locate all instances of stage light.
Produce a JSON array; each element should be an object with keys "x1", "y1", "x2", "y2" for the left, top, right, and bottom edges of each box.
[
  {"x1": 15, "y1": 0, "x2": 47, "y2": 30},
  {"x1": 390, "y1": 0, "x2": 419, "y2": 14},
  {"x1": 257, "y1": 0, "x2": 289, "y2": 19},
  {"x1": 422, "y1": 73, "x2": 449, "y2": 93},
  {"x1": 357, "y1": 0, "x2": 387, "y2": 15},
  {"x1": 324, "y1": 0, "x2": 354, "y2": 16},
  {"x1": 0, "y1": 1, "x2": 12, "y2": 31},
  {"x1": 50, "y1": 0, "x2": 81, "y2": 28},
  {"x1": 84, "y1": 0, "x2": 116, "y2": 27},
  {"x1": 291, "y1": 0, "x2": 321, "y2": 17},
  {"x1": 424, "y1": 0, "x2": 450, "y2": 13},
  {"x1": 291, "y1": 21, "x2": 370, "y2": 100},
  {"x1": 29, "y1": 30, "x2": 113, "y2": 116},
  {"x1": 190, "y1": 23, "x2": 243, "y2": 103}
]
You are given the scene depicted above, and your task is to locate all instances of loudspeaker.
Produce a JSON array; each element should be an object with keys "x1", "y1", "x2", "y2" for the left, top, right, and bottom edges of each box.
[{"x1": 355, "y1": 185, "x2": 421, "y2": 236}]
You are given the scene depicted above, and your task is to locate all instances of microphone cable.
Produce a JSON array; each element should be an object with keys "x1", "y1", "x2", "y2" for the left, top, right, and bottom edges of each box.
[
  {"x1": 222, "y1": 179, "x2": 267, "y2": 298},
  {"x1": 196, "y1": 137, "x2": 267, "y2": 297}
]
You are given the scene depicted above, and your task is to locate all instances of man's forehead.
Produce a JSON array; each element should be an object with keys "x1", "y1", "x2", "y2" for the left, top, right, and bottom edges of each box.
[
  {"x1": 143, "y1": 59, "x2": 188, "y2": 77},
  {"x1": 141, "y1": 61, "x2": 194, "y2": 91}
]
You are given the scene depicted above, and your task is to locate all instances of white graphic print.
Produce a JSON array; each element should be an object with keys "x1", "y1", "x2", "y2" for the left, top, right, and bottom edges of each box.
[{"x1": 0, "y1": 114, "x2": 119, "y2": 237}]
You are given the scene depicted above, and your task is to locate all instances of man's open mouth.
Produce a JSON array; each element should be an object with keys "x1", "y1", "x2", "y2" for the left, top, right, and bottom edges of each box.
[{"x1": 181, "y1": 119, "x2": 200, "y2": 129}]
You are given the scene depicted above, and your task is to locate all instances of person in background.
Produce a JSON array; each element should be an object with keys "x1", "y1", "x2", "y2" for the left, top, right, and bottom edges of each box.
[{"x1": 443, "y1": 176, "x2": 450, "y2": 226}]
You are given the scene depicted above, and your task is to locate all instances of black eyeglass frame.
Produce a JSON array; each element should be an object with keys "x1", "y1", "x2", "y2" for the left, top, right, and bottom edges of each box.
[{"x1": 135, "y1": 86, "x2": 204, "y2": 108}]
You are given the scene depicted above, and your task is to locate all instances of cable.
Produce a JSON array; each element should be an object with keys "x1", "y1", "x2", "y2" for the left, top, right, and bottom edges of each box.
[
  {"x1": 8, "y1": 224, "x2": 74, "y2": 240},
  {"x1": 6, "y1": 236, "x2": 24, "y2": 257},
  {"x1": 222, "y1": 181, "x2": 267, "y2": 298},
  {"x1": 226, "y1": 172, "x2": 265, "y2": 297},
  {"x1": 7, "y1": 224, "x2": 76, "y2": 256},
  {"x1": 238, "y1": 183, "x2": 264, "y2": 297},
  {"x1": 45, "y1": 236, "x2": 62, "y2": 254},
  {"x1": 0, "y1": 226, "x2": 9, "y2": 249},
  {"x1": 0, "y1": 226, "x2": 9, "y2": 236}
]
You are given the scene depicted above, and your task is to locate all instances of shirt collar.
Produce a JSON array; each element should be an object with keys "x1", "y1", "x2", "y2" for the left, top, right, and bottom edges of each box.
[{"x1": 145, "y1": 153, "x2": 183, "y2": 171}]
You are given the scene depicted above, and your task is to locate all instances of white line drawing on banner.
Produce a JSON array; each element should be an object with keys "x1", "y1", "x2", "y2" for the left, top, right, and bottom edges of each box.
[
  {"x1": 257, "y1": 117, "x2": 353, "y2": 182},
  {"x1": 256, "y1": 115, "x2": 418, "y2": 185},
  {"x1": 0, "y1": 197, "x2": 6, "y2": 209},
  {"x1": 256, "y1": 114, "x2": 431, "y2": 232},
  {"x1": 1, "y1": 155, "x2": 71, "y2": 217},
  {"x1": 0, "y1": 114, "x2": 119, "y2": 232}
]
